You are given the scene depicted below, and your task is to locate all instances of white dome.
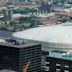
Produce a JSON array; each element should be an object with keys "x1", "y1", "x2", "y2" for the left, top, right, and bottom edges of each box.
[{"x1": 13, "y1": 22, "x2": 72, "y2": 44}]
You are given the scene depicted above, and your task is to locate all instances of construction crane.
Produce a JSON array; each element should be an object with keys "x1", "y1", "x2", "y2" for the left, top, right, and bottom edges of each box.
[{"x1": 22, "y1": 61, "x2": 30, "y2": 72}]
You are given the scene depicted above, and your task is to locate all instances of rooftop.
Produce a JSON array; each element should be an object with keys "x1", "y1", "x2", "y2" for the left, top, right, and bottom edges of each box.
[
  {"x1": 0, "y1": 38, "x2": 40, "y2": 49},
  {"x1": 56, "y1": 12, "x2": 72, "y2": 17},
  {"x1": 39, "y1": 19, "x2": 58, "y2": 25},
  {"x1": 12, "y1": 22, "x2": 72, "y2": 44},
  {"x1": 51, "y1": 50, "x2": 67, "y2": 54},
  {"x1": 34, "y1": 13, "x2": 55, "y2": 18},
  {"x1": 63, "y1": 54, "x2": 72, "y2": 59}
]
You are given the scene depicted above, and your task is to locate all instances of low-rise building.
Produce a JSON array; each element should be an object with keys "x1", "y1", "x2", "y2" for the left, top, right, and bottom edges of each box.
[{"x1": 44, "y1": 51, "x2": 72, "y2": 72}]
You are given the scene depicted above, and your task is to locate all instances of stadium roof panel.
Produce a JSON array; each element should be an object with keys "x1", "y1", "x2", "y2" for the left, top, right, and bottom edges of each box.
[{"x1": 12, "y1": 22, "x2": 72, "y2": 44}]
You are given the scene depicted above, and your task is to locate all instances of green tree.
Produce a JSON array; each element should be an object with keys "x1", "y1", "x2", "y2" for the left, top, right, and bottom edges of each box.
[{"x1": 6, "y1": 2, "x2": 13, "y2": 6}]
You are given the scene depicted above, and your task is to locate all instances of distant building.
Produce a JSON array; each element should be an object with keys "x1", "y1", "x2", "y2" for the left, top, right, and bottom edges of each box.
[
  {"x1": 42, "y1": 0, "x2": 72, "y2": 4},
  {"x1": 0, "y1": 0, "x2": 16, "y2": 5},
  {"x1": 0, "y1": 0, "x2": 7, "y2": 5},
  {"x1": 19, "y1": 0, "x2": 32, "y2": 2},
  {"x1": 39, "y1": 1, "x2": 50, "y2": 13},
  {"x1": 38, "y1": 19, "x2": 58, "y2": 26}
]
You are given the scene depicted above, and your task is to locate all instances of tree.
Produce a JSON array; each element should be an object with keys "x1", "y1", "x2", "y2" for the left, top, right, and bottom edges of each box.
[{"x1": 6, "y1": 2, "x2": 13, "y2": 6}]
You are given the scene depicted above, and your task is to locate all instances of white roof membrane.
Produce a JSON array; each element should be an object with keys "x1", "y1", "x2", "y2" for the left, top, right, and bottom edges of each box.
[{"x1": 13, "y1": 22, "x2": 72, "y2": 44}]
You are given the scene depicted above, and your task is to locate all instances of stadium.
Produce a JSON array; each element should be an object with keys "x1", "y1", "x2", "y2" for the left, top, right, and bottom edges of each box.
[{"x1": 13, "y1": 22, "x2": 72, "y2": 53}]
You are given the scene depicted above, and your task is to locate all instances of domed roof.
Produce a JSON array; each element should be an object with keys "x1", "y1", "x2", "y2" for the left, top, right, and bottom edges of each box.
[{"x1": 12, "y1": 22, "x2": 72, "y2": 44}]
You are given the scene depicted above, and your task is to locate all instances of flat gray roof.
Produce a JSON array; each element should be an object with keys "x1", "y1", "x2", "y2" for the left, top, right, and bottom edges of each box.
[{"x1": 0, "y1": 42, "x2": 40, "y2": 49}]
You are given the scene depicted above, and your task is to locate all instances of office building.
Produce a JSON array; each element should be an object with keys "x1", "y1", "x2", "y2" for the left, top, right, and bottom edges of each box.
[
  {"x1": 45, "y1": 51, "x2": 72, "y2": 72},
  {"x1": 0, "y1": 41, "x2": 41, "y2": 72}
]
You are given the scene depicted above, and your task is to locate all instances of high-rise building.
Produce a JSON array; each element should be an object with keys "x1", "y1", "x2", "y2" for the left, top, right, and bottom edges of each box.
[{"x1": 0, "y1": 41, "x2": 41, "y2": 72}]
